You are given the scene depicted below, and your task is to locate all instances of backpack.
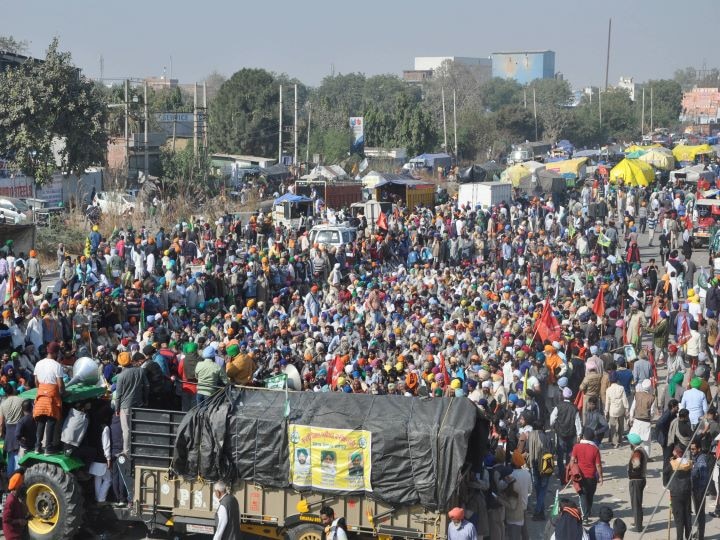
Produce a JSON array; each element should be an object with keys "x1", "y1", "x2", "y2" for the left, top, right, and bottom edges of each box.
[{"x1": 538, "y1": 431, "x2": 555, "y2": 476}]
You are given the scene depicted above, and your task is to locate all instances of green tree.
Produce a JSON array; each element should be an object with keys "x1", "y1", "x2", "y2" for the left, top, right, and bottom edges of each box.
[
  {"x1": 309, "y1": 128, "x2": 351, "y2": 164},
  {"x1": 208, "y1": 68, "x2": 280, "y2": 156},
  {"x1": 480, "y1": 78, "x2": 523, "y2": 112},
  {"x1": 395, "y1": 93, "x2": 437, "y2": 156},
  {"x1": 0, "y1": 35, "x2": 29, "y2": 55},
  {"x1": 0, "y1": 38, "x2": 108, "y2": 184},
  {"x1": 598, "y1": 88, "x2": 638, "y2": 142},
  {"x1": 644, "y1": 79, "x2": 682, "y2": 129},
  {"x1": 159, "y1": 145, "x2": 212, "y2": 200}
]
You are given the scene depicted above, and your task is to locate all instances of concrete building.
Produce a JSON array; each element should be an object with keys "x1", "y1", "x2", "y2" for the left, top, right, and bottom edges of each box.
[
  {"x1": 681, "y1": 87, "x2": 720, "y2": 124},
  {"x1": 144, "y1": 76, "x2": 179, "y2": 91},
  {"x1": 107, "y1": 132, "x2": 166, "y2": 179},
  {"x1": 617, "y1": 77, "x2": 639, "y2": 101},
  {"x1": 491, "y1": 50, "x2": 555, "y2": 84},
  {"x1": 403, "y1": 56, "x2": 491, "y2": 84}
]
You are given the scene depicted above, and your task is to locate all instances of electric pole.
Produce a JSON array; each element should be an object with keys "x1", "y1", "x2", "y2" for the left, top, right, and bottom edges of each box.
[
  {"x1": 294, "y1": 84, "x2": 298, "y2": 169},
  {"x1": 441, "y1": 87, "x2": 447, "y2": 151},
  {"x1": 124, "y1": 80, "x2": 129, "y2": 181},
  {"x1": 453, "y1": 89, "x2": 458, "y2": 159},
  {"x1": 144, "y1": 81, "x2": 149, "y2": 181},
  {"x1": 605, "y1": 18, "x2": 612, "y2": 90},
  {"x1": 306, "y1": 103, "x2": 312, "y2": 166},
  {"x1": 193, "y1": 83, "x2": 198, "y2": 156},
  {"x1": 279, "y1": 85, "x2": 283, "y2": 164}
]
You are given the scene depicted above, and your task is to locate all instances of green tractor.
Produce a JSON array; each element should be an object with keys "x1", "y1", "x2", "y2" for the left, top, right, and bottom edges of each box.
[{"x1": 17, "y1": 383, "x2": 107, "y2": 540}]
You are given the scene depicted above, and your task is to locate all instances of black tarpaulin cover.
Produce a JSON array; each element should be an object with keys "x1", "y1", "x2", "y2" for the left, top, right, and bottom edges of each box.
[{"x1": 171, "y1": 386, "x2": 479, "y2": 510}]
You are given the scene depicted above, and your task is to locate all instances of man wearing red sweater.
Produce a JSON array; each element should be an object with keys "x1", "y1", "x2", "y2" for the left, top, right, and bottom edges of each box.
[{"x1": 571, "y1": 427, "x2": 603, "y2": 523}]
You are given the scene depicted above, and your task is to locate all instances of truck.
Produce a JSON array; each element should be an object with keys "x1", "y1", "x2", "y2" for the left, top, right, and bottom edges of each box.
[
  {"x1": 506, "y1": 142, "x2": 552, "y2": 165},
  {"x1": 15, "y1": 381, "x2": 486, "y2": 540},
  {"x1": 457, "y1": 181, "x2": 513, "y2": 210},
  {"x1": 294, "y1": 180, "x2": 363, "y2": 210}
]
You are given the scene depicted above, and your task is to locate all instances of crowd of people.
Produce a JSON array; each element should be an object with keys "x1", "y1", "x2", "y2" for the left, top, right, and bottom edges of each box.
[{"x1": 0, "y1": 174, "x2": 719, "y2": 539}]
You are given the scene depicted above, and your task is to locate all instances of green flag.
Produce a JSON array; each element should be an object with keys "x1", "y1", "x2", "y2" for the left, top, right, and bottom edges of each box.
[
  {"x1": 597, "y1": 232, "x2": 611, "y2": 247},
  {"x1": 551, "y1": 489, "x2": 560, "y2": 518}
]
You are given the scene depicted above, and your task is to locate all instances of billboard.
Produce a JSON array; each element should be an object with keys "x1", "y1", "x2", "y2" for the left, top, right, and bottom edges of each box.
[
  {"x1": 288, "y1": 424, "x2": 372, "y2": 492},
  {"x1": 349, "y1": 117, "x2": 364, "y2": 154},
  {"x1": 491, "y1": 51, "x2": 555, "y2": 85}
]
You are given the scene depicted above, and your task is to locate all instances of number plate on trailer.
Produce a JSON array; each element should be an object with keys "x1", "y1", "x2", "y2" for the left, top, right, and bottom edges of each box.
[{"x1": 186, "y1": 524, "x2": 215, "y2": 534}]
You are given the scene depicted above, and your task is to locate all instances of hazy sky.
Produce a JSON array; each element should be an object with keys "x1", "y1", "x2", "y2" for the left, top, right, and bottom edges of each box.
[{"x1": 6, "y1": 0, "x2": 719, "y2": 89}]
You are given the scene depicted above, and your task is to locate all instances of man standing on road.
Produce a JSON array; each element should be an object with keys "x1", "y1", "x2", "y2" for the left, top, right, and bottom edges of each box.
[
  {"x1": 213, "y1": 480, "x2": 241, "y2": 540},
  {"x1": 320, "y1": 506, "x2": 348, "y2": 540},
  {"x1": 665, "y1": 444, "x2": 693, "y2": 540},
  {"x1": 690, "y1": 439, "x2": 709, "y2": 540},
  {"x1": 657, "y1": 399, "x2": 680, "y2": 483},
  {"x1": 626, "y1": 433, "x2": 648, "y2": 533},
  {"x1": 628, "y1": 380, "x2": 656, "y2": 458},
  {"x1": 446, "y1": 507, "x2": 477, "y2": 540},
  {"x1": 605, "y1": 372, "x2": 629, "y2": 449},
  {"x1": 550, "y1": 387, "x2": 582, "y2": 483},
  {"x1": 571, "y1": 427, "x2": 603, "y2": 522}
]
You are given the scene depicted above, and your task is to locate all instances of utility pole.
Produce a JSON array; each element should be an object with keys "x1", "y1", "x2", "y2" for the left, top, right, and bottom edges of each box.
[
  {"x1": 279, "y1": 85, "x2": 283, "y2": 164},
  {"x1": 605, "y1": 18, "x2": 612, "y2": 90},
  {"x1": 453, "y1": 89, "x2": 458, "y2": 159},
  {"x1": 203, "y1": 81, "x2": 208, "y2": 151},
  {"x1": 599, "y1": 89, "x2": 603, "y2": 126},
  {"x1": 193, "y1": 83, "x2": 198, "y2": 155},
  {"x1": 441, "y1": 87, "x2": 447, "y2": 151},
  {"x1": 650, "y1": 86, "x2": 654, "y2": 132},
  {"x1": 143, "y1": 81, "x2": 149, "y2": 181},
  {"x1": 532, "y1": 88, "x2": 538, "y2": 141},
  {"x1": 523, "y1": 88, "x2": 527, "y2": 109},
  {"x1": 294, "y1": 84, "x2": 298, "y2": 169},
  {"x1": 306, "y1": 103, "x2": 312, "y2": 166},
  {"x1": 641, "y1": 87, "x2": 645, "y2": 136},
  {"x1": 124, "y1": 79, "x2": 129, "y2": 180}
]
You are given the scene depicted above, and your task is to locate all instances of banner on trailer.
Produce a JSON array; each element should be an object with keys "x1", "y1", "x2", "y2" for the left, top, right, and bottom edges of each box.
[{"x1": 289, "y1": 424, "x2": 372, "y2": 492}]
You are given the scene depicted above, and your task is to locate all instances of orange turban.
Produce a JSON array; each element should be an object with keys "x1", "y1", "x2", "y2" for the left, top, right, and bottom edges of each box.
[
  {"x1": 448, "y1": 508, "x2": 464, "y2": 521},
  {"x1": 118, "y1": 351, "x2": 131, "y2": 367},
  {"x1": 8, "y1": 472, "x2": 23, "y2": 491}
]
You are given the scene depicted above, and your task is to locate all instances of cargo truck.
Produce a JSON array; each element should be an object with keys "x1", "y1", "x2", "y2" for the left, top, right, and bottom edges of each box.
[
  {"x1": 15, "y1": 383, "x2": 486, "y2": 540},
  {"x1": 294, "y1": 180, "x2": 363, "y2": 210},
  {"x1": 506, "y1": 142, "x2": 552, "y2": 165},
  {"x1": 457, "y1": 182, "x2": 513, "y2": 210}
]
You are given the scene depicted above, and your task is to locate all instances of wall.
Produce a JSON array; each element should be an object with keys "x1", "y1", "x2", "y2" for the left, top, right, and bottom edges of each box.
[{"x1": 491, "y1": 51, "x2": 555, "y2": 84}]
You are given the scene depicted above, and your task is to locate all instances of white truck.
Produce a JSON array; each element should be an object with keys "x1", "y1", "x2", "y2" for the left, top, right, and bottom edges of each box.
[
  {"x1": 507, "y1": 141, "x2": 552, "y2": 165},
  {"x1": 457, "y1": 182, "x2": 513, "y2": 211}
]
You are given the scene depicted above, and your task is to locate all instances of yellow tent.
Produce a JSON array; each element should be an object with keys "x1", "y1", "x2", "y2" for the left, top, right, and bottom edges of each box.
[
  {"x1": 672, "y1": 144, "x2": 716, "y2": 162},
  {"x1": 544, "y1": 157, "x2": 588, "y2": 178},
  {"x1": 625, "y1": 143, "x2": 660, "y2": 153},
  {"x1": 609, "y1": 159, "x2": 654, "y2": 187},
  {"x1": 500, "y1": 163, "x2": 531, "y2": 186},
  {"x1": 638, "y1": 147, "x2": 675, "y2": 171}
]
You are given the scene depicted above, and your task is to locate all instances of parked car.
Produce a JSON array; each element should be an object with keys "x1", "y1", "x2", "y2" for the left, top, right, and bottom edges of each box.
[
  {"x1": 308, "y1": 224, "x2": 357, "y2": 250},
  {"x1": 93, "y1": 191, "x2": 136, "y2": 214},
  {"x1": 0, "y1": 197, "x2": 31, "y2": 224}
]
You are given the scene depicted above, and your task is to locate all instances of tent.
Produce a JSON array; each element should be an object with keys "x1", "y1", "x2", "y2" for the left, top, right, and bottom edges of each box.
[
  {"x1": 637, "y1": 147, "x2": 675, "y2": 170},
  {"x1": 574, "y1": 149, "x2": 601, "y2": 159},
  {"x1": 273, "y1": 193, "x2": 313, "y2": 205},
  {"x1": 625, "y1": 150, "x2": 646, "y2": 159},
  {"x1": 523, "y1": 160, "x2": 546, "y2": 173},
  {"x1": 625, "y1": 143, "x2": 660, "y2": 153},
  {"x1": 543, "y1": 157, "x2": 588, "y2": 179},
  {"x1": 500, "y1": 163, "x2": 532, "y2": 186},
  {"x1": 609, "y1": 158, "x2": 654, "y2": 187},
  {"x1": 669, "y1": 164, "x2": 715, "y2": 184},
  {"x1": 457, "y1": 165, "x2": 488, "y2": 183},
  {"x1": 672, "y1": 144, "x2": 716, "y2": 162},
  {"x1": 516, "y1": 170, "x2": 565, "y2": 197}
]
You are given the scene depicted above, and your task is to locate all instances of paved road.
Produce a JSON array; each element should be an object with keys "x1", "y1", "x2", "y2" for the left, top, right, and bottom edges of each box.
[{"x1": 526, "y1": 228, "x2": 720, "y2": 539}]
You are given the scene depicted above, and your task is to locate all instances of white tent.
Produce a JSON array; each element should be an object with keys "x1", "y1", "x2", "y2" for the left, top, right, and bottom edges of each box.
[{"x1": 669, "y1": 164, "x2": 714, "y2": 184}]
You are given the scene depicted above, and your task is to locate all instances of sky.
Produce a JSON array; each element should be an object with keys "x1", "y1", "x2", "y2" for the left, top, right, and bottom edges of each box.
[{"x1": 5, "y1": 0, "x2": 720, "y2": 90}]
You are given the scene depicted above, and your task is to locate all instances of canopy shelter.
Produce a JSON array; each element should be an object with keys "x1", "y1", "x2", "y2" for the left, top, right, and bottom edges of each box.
[
  {"x1": 669, "y1": 164, "x2": 715, "y2": 184},
  {"x1": 637, "y1": 147, "x2": 675, "y2": 170},
  {"x1": 672, "y1": 144, "x2": 716, "y2": 163},
  {"x1": 543, "y1": 157, "x2": 588, "y2": 179},
  {"x1": 625, "y1": 150, "x2": 646, "y2": 159},
  {"x1": 523, "y1": 160, "x2": 546, "y2": 173},
  {"x1": 625, "y1": 143, "x2": 661, "y2": 153},
  {"x1": 273, "y1": 193, "x2": 313, "y2": 205},
  {"x1": 609, "y1": 158, "x2": 654, "y2": 187},
  {"x1": 574, "y1": 149, "x2": 601, "y2": 159},
  {"x1": 500, "y1": 163, "x2": 532, "y2": 186}
]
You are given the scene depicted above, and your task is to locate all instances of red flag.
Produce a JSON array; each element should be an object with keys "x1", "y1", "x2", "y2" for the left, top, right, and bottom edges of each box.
[
  {"x1": 677, "y1": 315, "x2": 691, "y2": 346},
  {"x1": 592, "y1": 287, "x2": 605, "y2": 318},
  {"x1": 534, "y1": 297, "x2": 562, "y2": 343},
  {"x1": 329, "y1": 355, "x2": 346, "y2": 389},
  {"x1": 376, "y1": 211, "x2": 388, "y2": 231},
  {"x1": 574, "y1": 389, "x2": 584, "y2": 413},
  {"x1": 439, "y1": 352, "x2": 449, "y2": 387},
  {"x1": 650, "y1": 296, "x2": 660, "y2": 326}
]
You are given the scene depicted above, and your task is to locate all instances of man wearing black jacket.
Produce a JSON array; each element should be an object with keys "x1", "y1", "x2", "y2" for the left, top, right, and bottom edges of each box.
[
  {"x1": 664, "y1": 444, "x2": 693, "y2": 540},
  {"x1": 657, "y1": 399, "x2": 680, "y2": 485}
]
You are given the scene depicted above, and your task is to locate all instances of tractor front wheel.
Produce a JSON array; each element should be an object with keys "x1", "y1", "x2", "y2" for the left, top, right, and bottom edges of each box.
[{"x1": 24, "y1": 462, "x2": 84, "y2": 540}]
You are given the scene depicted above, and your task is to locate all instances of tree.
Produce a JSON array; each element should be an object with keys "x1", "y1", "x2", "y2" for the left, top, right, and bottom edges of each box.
[
  {"x1": 528, "y1": 79, "x2": 573, "y2": 141},
  {"x1": 203, "y1": 70, "x2": 227, "y2": 102},
  {"x1": 0, "y1": 38, "x2": 108, "y2": 184},
  {"x1": 0, "y1": 35, "x2": 29, "y2": 55},
  {"x1": 159, "y1": 145, "x2": 212, "y2": 200},
  {"x1": 480, "y1": 78, "x2": 523, "y2": 112},
  {"x1": 674, "y1": 65, "x2": 720, "y2": 90},
  {"x1": 309, "y1": 128, "x2": 351, "y2": 165},
  {"x1": 395, "y1": 93, "x2": 437, "y2": 156},
  {"x1": 644, "y1": 79, "x2": 682, "y2": 129},
  {"x1": 208, "y1": 68, "x2": 281, "y2": 157}
]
